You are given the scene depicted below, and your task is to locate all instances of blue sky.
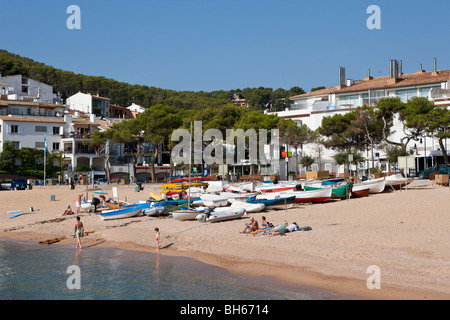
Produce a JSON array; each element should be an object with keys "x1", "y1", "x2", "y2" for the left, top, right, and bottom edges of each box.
[{"x1": 1, "y1": 0, "x2": 449, "y2": 92}]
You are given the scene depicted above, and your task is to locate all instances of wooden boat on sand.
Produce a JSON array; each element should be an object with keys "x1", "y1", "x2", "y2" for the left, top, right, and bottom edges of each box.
[
  {"x1": 355, "y1": 178, "x2": 386, "y2": 194},
  {"x1": 99, "y1": 205, "x2": 142, "y2": 221},
  {"x1": 350, "y1": 184, "x2": 370, "y2": 198},
  {"x1": 246, "y1": 195, "x2": 296, "y2": 210}
]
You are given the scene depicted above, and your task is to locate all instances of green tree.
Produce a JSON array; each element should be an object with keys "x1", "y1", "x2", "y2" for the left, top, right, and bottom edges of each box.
[
  {"x1": 333, "y1": 152, "x2": 365, "y2": 175},
  {"x1": 85, "y1": 130, "x2": 115, "y2": 181},
  {"x1": 277, "y1": 118, "x2": 316, "y2": 174},
  {"x1": 349, "y1": 105, "x2": 384, "y2": 169},
  {"x1": 300, "y1": 155, "x2": 315, "y2": 171},
  {"x1": 402, "y1": 97, "x2": 450, "y2": 167},
  {"x1": 375, "y1": 97, "x2": 421, "y2": 152},
  {"x1": 0, "y1": 141, "x2": 15, "y2": 172}
]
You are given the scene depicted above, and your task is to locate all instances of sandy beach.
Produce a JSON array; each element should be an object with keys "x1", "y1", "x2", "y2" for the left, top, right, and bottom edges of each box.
[{"x1": 1, "y1": 180, "x2": 449, "y2": 300}]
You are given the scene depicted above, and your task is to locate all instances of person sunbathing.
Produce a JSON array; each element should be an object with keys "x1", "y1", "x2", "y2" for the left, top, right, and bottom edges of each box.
[
  {"x1": 241, "y1": 217, "x2": 259, "y2": 234},
  {"x1": 62, "y1": 205, "x2": 74, "y2": 216},
  {"x1": 250, "y1": 216, "x2": 272, "y2": 234},
  {"x1": 268, "y1": 222, "x2": 300, "y2": 236},
  {"x1": 263, "y1": 221, "x2": 289, "y2": 236}
]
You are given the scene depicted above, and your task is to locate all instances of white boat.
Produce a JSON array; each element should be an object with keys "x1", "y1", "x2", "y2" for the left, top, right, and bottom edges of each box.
[
  {"x1": 196, "y1": 207, "x2": 246, "y2": 223},
  {"x1": 99, "y1": 205, "x2": 142, "y2": 221},
  {"x1": 142, "y1": 204, "x2": 169, "y2": 217},
  {"x1": 355, "y1": 178, "x2": 386, "y2": 194},
  {"x1": 229, "y1": 200, "x2": 265, "y2": 213},
  {"x1": 200, "y1": 194, "x2": 229, "y2": 207},
  {"x1": 255, "y1": 182, "x2": 297, "y2": 193},
  {"x1": 81, "y1": 202, "x2": 95, "y2": 212},
  {"x1": 172, "y1": 208, "x2": 202, "y2": 221},
  {"x1": 301, "y1": 180, "x2": 323, "y2": 188},
  {"x1": 384, "y1": 174, "x2": 414, "y2": 190},
  {"x1": 219, "y1": 192, "x2": 257, "y2": 202},
  {"x1": 223, "y1": 182, "x2": 255, "y2": 193},
  {"x1": 281, "y1": 188, "x2": 332, "y2": 203},
  {"x1": 185, "y1": 187, "x2": 205, "y2": 198},
  {"x1": 247, "y1": 195, "x2": 296, "y2": 210}
]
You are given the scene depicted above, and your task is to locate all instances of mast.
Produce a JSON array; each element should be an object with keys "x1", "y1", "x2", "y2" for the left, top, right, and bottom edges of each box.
[{"x1": 188, "y1": 122, "x2": 192, "y2": 208}]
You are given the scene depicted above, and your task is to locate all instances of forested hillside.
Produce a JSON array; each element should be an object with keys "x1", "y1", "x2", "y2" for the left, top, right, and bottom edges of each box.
[{"x1": 0, "y1": 50, "x2": 305, "y2": 110}]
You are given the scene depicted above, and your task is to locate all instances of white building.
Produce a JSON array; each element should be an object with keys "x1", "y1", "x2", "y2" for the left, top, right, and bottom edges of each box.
[
  {"x1": 66, "y1": 92, "x2": 110, "y2": 118},
  {"x1": 0, "y1": 75, "x2": 61, "y2": 104},
  {"x1": 266, "y1": 60, "x2": 450, "y2": 177},
  {"x1": 127, "y1": 103, "x2": 145, "y2": 118},
  {"x1": 0, "y1": 115, "x2": 66, "y2": 153}
]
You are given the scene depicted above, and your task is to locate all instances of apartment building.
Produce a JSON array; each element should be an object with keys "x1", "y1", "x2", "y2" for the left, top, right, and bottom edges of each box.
[
  {"x1": 0, "y1": 75, "x2": 61, "y2": 104},
  {"x1": 267, "y1": 59, "x2": 450, "y2": 177},
  {"x1": 66, "y1": 92, "x2": 110, "y2": 118}
]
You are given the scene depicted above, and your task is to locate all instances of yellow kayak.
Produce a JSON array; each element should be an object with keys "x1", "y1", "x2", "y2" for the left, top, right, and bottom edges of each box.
[{"x1": 160, "y1": 182, "x2": 206, "y2": 189}]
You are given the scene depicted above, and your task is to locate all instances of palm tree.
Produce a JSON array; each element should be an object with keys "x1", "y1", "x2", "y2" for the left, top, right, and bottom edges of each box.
[
  {"x1": 300, "y1": 155, "x2": 315, "y2": 171},
  {"x1": 333, "y1": 151, "x2": 365, "y2": 174}
]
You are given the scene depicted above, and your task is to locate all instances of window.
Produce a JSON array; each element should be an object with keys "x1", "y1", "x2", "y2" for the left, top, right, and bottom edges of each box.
[
  {"x1": 35, "y1": 142, "x2": 45, "y2": 149},
  {"x1": 35, "y1": 126, "x2": 47, "y2": 133},
  {"x1": 11, "y1": 125, "x2": 19, "y2": 133},
  {"x1": 338, "y1": 95, "x2": 360, "y2": 108},
  {"x1": 419, "y1": 87, "x2": 431, "y2": 98},
  {"x1": 53, "y1": 142, "x2": 60, "y2": 151},
  {"x1": 53, "y1": 126, "x2": 61, "y2": 135},
  {"x1": 22, "y1": 86, "x2": 28, "y2": 94},
  {"x1": 12, "y1": 141, "x2": 20, "y2": 150},
  {"x1": 396, "y1": 89, "x2": 418, "y2": 102}
]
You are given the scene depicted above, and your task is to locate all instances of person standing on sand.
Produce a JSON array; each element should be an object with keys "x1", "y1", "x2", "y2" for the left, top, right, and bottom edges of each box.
[
  {"x1": 74, "y1": 216, "x2": 84, "y2": 249},
  {"x1": 76, "y1": 194, "x2": 82, "y2": 214},
  {"x1": 154, "y1": 228, "x2": 160, "y2": 251}
]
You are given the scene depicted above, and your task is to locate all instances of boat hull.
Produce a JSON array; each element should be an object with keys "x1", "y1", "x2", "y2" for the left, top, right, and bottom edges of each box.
[
  {"x1": 172, "y1": 209, "x2": 201, "y2": 221},
  {"x1": 356, "y1": 179, "x2": 386, "y2": 193},
  {"x1": 246, "y1": 195, "x2": 296, "y2": 210},
  {"x1": 351, "y1": 186, "x2": 370, "y2": 198},
  {"x1": 205, "y1": 207, "x2": 246, "y2": 223},
  {"x1": 385, "y1": 175, "x2": 414, "y2": 190},
  {"x1": 229, "y1": 201, "x2": 265, "y2": 213},
  {"x1": 283, "y1": 188, "x2": 332, "y2": 203},
  {"x1": 99, "y1": 205, "x2": 142, "y2": 221}
]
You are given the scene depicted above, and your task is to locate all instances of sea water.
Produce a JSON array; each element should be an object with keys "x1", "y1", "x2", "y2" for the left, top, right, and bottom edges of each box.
[{"x1": 0, "y1": 239, "x2": 347, "y2": 300}]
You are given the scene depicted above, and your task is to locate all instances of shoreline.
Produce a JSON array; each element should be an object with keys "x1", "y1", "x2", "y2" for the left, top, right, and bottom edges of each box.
[
  {"x1": 1, "y1": 181, "x2": 450, "y2": 300},
  {"x1": 1, "y1": 229, "x2": 448, "y2": 300}
]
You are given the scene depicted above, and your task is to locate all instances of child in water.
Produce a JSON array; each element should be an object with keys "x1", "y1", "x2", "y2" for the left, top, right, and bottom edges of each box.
[{"x1": 154, "y1": 227, "x2": 160, "y2": 251}]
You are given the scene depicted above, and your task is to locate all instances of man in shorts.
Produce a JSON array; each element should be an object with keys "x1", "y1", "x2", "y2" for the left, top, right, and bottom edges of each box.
[{"x1": 74, "y1": 216, "x2": 84, "y2": 249}]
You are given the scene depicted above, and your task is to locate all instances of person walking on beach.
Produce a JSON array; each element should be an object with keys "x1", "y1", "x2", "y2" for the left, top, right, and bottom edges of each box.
[
  {"x1": 74, "y1": 216, "x2": 84, "y2": 249},
  {"x1": 154, "y1": 228, "x2": 160, "y2": 251}
]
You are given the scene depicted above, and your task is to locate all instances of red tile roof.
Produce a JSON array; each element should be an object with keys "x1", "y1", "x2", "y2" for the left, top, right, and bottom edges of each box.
[{"x1": 291, "y1": 69, "x2": 450, "y2": 99}]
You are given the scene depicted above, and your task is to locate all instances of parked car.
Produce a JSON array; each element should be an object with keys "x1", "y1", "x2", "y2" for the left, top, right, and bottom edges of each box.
[
  {"x1": 417, "y1": 164, "x2": 450, "y2": 179},
  {"x1": 94, "y1": 178, "x2": 108, "y2": 184},
  {"x1": 0, "y1": 178, "x2": 28, "y2": 190}
]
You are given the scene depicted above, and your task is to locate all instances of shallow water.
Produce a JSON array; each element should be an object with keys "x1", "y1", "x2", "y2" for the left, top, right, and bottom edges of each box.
[{"x1": 0, "y1": 239, "x2": 349, "y2": 300}]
